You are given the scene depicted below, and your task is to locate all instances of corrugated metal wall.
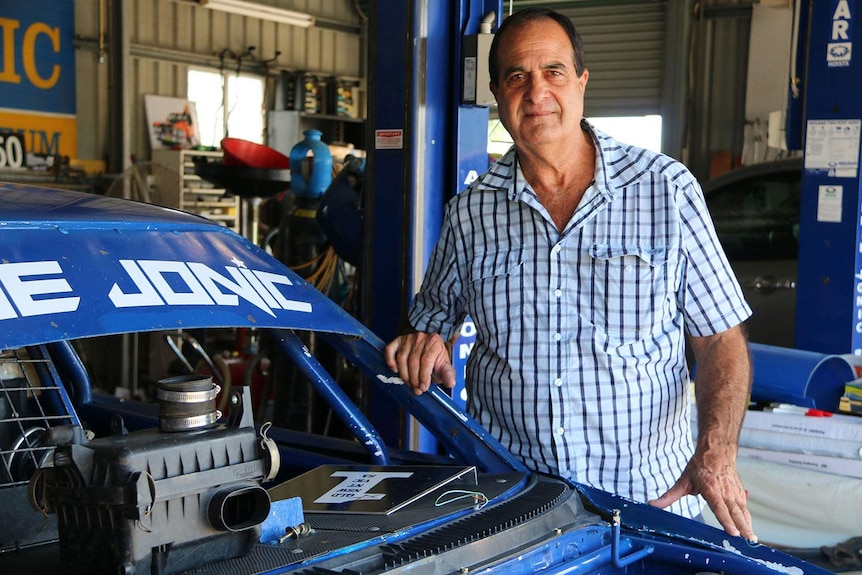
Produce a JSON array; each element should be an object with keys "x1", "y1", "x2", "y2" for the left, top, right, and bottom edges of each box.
[
  {"x1": 69, "y1": 1, "x2": 750, "y2": 179},
  {"x1": 74, "y1": 0, "x2": 364, "y2": 166},
  {"x1": 552, "y1": 2, "x2": 669, "y2": 117},
  {"x1": 509, "y1": 0, "x2": 754, "y2": 179},
  {"x1": 74, "y1": 0, "x2": 110, "y2": 166},
  {"x1": 686, "y1": 2, "x2": 752, "y2": 180}
]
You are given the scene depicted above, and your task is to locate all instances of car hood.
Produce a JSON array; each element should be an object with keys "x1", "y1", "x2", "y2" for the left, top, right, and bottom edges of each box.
[{"x1": 0, "y1": 183, "x2": 368, "y2": 350}]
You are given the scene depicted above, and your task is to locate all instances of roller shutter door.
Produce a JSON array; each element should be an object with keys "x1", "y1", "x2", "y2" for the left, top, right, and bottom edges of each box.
[{"x1": 554, "y1": 2, "x2": 668, "y2": 117}]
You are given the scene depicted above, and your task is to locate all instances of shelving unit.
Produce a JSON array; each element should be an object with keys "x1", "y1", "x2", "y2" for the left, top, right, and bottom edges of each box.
[
  {"x1": 267, "y1": 110, "x2": 365, "y2": 160},
  {"x1": 152, "y1": 149, "x2": 241, "y2": 232}
]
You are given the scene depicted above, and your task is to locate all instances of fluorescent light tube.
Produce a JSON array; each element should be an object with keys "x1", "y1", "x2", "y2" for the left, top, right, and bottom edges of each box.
[{"x1": 198, "y1": 0, "x2": 314, "y2": 27}]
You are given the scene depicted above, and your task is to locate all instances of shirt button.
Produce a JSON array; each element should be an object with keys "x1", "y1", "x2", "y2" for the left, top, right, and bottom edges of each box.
[
  {"x1": 553, "y1": 245, "x2": 562, "y2": 254},
  {"x1": 556, "y1": 427, "x2": 565, "y2": 436},
  {"x1": 559, "y1": 470, "x2": 571, "y2": 479},
  {"x1": 554, "y1": 378, "x2": 563, "y2": 387},
  {"x1": 554, "y1": 289, "x2": 562, "y2": 298},
  {"x1": 625, "y1": 264, "x2": 632, "y2": 272},
  {"x1": 553, "y1": 333, "x2": 562, "y2": 341}
]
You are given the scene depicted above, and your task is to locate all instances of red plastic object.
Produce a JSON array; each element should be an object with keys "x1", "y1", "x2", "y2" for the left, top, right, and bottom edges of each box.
[{"x1": 220, "y1": 138, "x2": 290, "y2": 169}]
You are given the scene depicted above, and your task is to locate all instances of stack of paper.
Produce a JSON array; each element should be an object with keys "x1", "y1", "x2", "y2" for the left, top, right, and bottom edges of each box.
[
  {"x1": 839, "y1": 380, "x2": 862, "y2": 415},
  {"x1": 693, "y1": 405, "x2": 862, "y2": 479}
]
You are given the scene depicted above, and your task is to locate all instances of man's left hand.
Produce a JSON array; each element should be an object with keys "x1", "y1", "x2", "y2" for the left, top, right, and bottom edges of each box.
[
  {"x1": 656, "y1": 325, "x2": 757, "y2": 542},
  {"x1": 650, "y1": 442, "x2": 756, "y2": 542}
]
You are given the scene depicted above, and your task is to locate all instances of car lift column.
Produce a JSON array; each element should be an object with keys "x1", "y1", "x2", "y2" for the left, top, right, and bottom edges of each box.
[
  {"x1": 363, "y1": 1, "x2": 501, "y2": 448},
  {"x1": 794, "y1": 0, "x2": 862, "y2": 353}
]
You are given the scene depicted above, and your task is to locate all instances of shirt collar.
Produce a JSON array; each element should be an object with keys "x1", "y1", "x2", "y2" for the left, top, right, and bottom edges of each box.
[
  {"x1": 472, "y1": 146, "x2": 522, "y2": 201},
  {"x1": 473, "y1": 120, "x2": 656, "y2": 201},
  {"x1": 585, "y1": 119, "x2": 656, "y2": 199}
]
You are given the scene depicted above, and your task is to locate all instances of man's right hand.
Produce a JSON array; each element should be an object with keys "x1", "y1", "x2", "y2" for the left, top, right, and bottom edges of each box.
[{"x1": 383, "y1": 332, "x2": 456, "y2": 395}]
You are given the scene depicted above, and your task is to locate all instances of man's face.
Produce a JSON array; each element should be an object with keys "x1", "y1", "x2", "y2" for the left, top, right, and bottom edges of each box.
[{"x1": 490, "y1": 20, "x2": 588, "y2": 152}]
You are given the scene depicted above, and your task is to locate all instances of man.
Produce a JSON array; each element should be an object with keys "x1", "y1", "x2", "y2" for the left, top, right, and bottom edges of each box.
[{"x1": 383, "y1": 8, "x2": 756, "y2": 542}]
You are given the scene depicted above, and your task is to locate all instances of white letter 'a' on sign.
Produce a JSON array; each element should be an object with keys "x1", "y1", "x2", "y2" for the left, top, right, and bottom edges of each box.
[{"x1": 834, "y1": 0, "x2": 851, "y2": 20}]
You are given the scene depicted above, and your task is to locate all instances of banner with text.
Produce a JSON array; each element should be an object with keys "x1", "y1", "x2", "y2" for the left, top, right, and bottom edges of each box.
[{"x1": 0, "y1": 1, "x2": 77, "y2": 158}]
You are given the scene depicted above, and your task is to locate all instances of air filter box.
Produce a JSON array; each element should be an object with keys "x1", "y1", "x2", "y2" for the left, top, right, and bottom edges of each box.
[{"x1": 31, "y1": 384, "x2": 278, "y2": 575}]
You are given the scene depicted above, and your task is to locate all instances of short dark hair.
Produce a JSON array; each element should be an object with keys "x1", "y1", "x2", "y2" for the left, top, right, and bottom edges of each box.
[{"x1": 488, "y1": 8, "x2": 586, "y2": 86}]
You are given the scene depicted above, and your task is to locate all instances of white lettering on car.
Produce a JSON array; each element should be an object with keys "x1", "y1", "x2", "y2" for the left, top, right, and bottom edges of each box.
[
  {"x1": 253, "y1": 270, "x2": 312, "y2": 312},
  {"x1": 188, "y1": 263, "x2": 267, "y2": 309},
  {"x1": 0, "y1": 258, "x2": 312, "y2": 320},
  {"x1": 108, "y1": 259, "x2": 311, "y2": 316},
  {"x1": 0, "y1": 261, "x2": 79, "y2": 318},
  {"x1": 139, "y1": 260, "x2": 215, "y2": 306},
  {"x1": 107, "y1": 260, "x2": 163, "y2": 307},
  {"x1": 238, "y1": 267, "x2": 279, "y2": 308}
]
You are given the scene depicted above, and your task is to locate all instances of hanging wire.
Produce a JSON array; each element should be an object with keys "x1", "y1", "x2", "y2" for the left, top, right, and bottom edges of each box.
[
  {"x1": 288, "y1": 160, "x2": 362, "y2": 306},
  {"x1": 215, "y1": 48, "x2": 237, "y2": 139},
  {"x1": 225, "y1": 46, "x2": 257, "y2": 132},
  {"x1": 435, "y1": 489, "x2": 489, "y2": 510},
  {"x1": 352, "y1": 0, "x2": 368, "y2": 22},
  {"x1": 290, "y1": 247, "x2": 340, "y2": 295}
]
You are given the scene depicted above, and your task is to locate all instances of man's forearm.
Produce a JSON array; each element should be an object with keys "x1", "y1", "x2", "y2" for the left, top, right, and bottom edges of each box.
[{"x1": 689, "y1": 325, "x2": 752, "y2": 455}]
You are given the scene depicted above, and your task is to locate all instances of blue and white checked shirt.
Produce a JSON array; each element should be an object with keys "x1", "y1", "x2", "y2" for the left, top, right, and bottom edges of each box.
[{"x1": 408, "y1": 123, "x2": 752, "y2": 518}]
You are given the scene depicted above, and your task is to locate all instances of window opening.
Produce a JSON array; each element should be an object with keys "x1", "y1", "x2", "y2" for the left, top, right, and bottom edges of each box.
[{"x1": 188, "y1": 69, "x2": 265, "y2": 147}]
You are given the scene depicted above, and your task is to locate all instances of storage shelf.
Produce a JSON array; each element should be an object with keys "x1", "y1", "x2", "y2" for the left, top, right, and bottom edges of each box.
[
  {"x1": 268, "y1": 110, "x2": 365, "y2": 156},
  {"x1": 152, "y1": 149, "x2": 241, "y2": 232},
  {"x1": 298, "y1": 112, "x2": 364, "y2": 123},
  {"x1": 185, "y1": 200, "x2": 229, "y2": 206},
  {"x1": 184, "y1": 188, "x2": 228, "y2": 196}
]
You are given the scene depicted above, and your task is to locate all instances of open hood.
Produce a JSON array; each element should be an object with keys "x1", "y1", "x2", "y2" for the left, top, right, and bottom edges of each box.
[{"x1": 0, "y1": 184, "x2": 367, "y2": 350}]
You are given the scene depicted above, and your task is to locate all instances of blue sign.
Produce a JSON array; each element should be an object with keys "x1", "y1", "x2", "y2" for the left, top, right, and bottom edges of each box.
[
  {"x1": 796, "y1": 0, "x2": 862, "y2": 353},
  {"x1": 0, "y1": 1, "x2": 76, "y2": 114},
  {"x1": 451, "y1": 318, "x2": 476, "y2": 409},
  {"x1": 828, "y1": 0, "x2": 854, "y2": 68}
]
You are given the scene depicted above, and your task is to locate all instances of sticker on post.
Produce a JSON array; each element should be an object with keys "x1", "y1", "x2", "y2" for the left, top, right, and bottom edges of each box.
[
  {"x1": 804, "y1": 119, "x2": 860, "y2": 177},
  {"x1": 817, "y1": 185, "x2": 843, "y2": 222},
  {"x1": 375, "y1": 129, "x2": 403, "y2": 150}
]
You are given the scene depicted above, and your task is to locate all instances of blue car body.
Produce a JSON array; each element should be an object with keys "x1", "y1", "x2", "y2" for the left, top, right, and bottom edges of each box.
[{"x1": 0, "y1": 184, "x2": 832, "y2": 575}]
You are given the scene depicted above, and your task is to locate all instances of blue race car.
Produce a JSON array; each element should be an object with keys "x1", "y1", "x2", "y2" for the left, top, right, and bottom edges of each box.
[{"x1": 0, "y1": 184, "x2": 832, "y2": 575}]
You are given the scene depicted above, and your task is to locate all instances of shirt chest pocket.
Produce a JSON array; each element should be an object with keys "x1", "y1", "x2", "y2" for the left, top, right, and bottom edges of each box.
[
  {"x1": 467, "y1": 249, "x2": 523, "y2": 331},
  {"x1": 586, "y1": 244, "x2": 669, "y2": 341}
]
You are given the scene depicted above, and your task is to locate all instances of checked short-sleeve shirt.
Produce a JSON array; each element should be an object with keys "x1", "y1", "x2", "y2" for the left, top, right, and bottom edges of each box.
[{"x1": 408, "y1": 122, "x2": 752, "y2": 518}]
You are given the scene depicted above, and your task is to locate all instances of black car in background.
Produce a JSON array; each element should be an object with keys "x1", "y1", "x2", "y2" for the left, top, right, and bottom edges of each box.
[{"x1": 703, "y1": 157, "x2": 803, "y2": 348}]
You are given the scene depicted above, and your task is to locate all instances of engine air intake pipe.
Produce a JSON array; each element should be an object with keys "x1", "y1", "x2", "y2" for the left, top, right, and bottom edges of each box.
[{"x1": 208, "y1": 485, "x2": 271, "y2": 532}]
